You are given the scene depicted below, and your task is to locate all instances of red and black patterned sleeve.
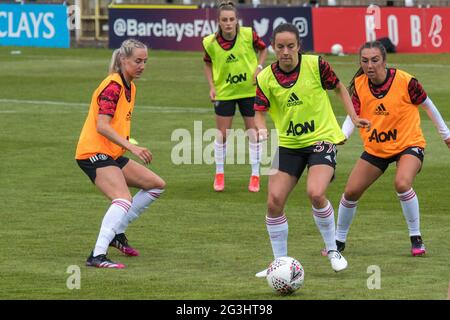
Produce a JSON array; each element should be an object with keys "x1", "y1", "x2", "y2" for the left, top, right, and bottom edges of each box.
[
  {"x1": 351, "y1": 90, "x2": 361, "y2": 116},
  {"x1": 254, "y1": 82, "x2": 270, "y2": 111},
  {"x1": 319, "y1": 56, "x2": 340, "y2": 90},
  {"x1": 252, "y1": 30, "x2": 267, "y2": 51},
  {"x1": 408, "y1": 78, "x2": 427, "y2": 105},
  {"x1": 203, "y1": 50, "x2": 212, "y2": 63},
  {"x1": 97, "y1": 81, "x2": 121, "y2": 117}
]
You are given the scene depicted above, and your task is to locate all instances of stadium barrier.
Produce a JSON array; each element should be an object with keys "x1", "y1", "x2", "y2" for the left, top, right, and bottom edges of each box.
[
  {"x1": 108, "y1": 4, "x2": 449, "y2": 53},
  {"x1": 1, "y1": 3, "x2": 448, "y2": 53}
]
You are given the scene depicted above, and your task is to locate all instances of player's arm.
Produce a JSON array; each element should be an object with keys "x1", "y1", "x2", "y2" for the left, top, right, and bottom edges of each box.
[
  {"x1": 203, "y1": 62, "x2": 216, "y2": 102},
  {"x1": 252, "y1": 31, "x2": 268, "y2": 84},
  {"x1": 341, "y1": 91, "x2": 362, "y2": 139},
  {"x1": 334, "y1": 82, "x2": 370, "y2": 130},
  {"x1": 341, "y1": 115, "x2": 354, "y2": 141},
  {"x1": 420, "y1": 97, "x2": 450, "y2": 149},
  {"x1": 96, "y1": 115, "x2": 152, "y2": 164},
  {"x1": 409, "y1": 78, "x2": 450, "y2": 149},
  {"x1": 96, "y1": 82, "x2": 152, "y2": 164},
  {"x1": 257, "y1": 48, "x2": 268, "y2": 69},
  {"x1": 254, "y1": 80, "x2": 270, "y2": 141},
  {"x1": 254, "y1": 111, "x2": 268, "y2": 141},
  {"x1": 319, "y1": 57, "x2": 370, "y2": 131},
  {"x1": 203, "y1": 48, "x2": 216, "y2": 102}
]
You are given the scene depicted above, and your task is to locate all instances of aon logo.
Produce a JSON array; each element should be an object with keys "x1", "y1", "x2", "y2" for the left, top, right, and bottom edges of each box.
[
  {"x1": 368, "y1": 128, "x2": 397, "y2": 143},
  {"x1": 226, "y1": 73, "x2": 247, "y2": 84},
  {"x1": 286, "y1": 120, "x2": 315, "y2": 136}
]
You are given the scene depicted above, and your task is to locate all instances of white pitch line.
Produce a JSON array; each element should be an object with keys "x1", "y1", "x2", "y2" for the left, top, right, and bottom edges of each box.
[{"x1": 0, "y1": 98, "x2": 210, "y2": 113}]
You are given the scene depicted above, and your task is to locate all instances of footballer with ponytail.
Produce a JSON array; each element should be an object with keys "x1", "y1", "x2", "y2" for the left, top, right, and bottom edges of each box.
[
  {"x1": 75, "y1": 39, "x2": 165, "y2": 269},
  {"x1": 337, "y1": 40, "x2": 450, "y2": 257}
]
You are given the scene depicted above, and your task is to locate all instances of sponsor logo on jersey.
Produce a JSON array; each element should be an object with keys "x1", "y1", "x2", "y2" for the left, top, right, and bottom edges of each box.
[
  {"x1": 286, "y1": 120, "x2": 315, "y2": 136},
  {"x1": 226, "y1": 72, "x2": 247, "y2": 84},
  {"x1": 368, "y1": 128, "x2": 397, "y2": 143}
]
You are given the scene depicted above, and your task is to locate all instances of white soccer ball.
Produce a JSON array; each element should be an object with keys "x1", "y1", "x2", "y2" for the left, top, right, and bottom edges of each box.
[
  {"x1": 331, "y1": 43, "x2": 344, "y2": 56},
  {"x1": 266, "y1": 256, "x2": 304, "y2": 295}
]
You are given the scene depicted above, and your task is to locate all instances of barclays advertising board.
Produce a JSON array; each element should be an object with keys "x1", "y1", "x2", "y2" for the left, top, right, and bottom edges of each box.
[
  {"x1": 0, "y1": 4, "x2": 69, "y2": 48},
  {"x1": 109, "y1": 7, "x2": 313, "y2": 52}
]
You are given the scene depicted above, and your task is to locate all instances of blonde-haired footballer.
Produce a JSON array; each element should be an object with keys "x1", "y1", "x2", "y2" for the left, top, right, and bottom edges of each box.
[{"x1": 76, "y1": 39, "x2": 165, "y2": 268}]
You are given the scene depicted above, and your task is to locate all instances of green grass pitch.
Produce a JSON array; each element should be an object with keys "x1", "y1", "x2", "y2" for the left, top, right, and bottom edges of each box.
[{"x1": 0, "y1": 47, "x2": 449, "y2": 299}]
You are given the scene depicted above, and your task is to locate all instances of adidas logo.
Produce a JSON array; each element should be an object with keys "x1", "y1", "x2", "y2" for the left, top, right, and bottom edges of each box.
[
  {"x1": 226, "y1": 54, "x2": 238, "y2": 63},
  {"x1": 286, "y1": 92, "x2": 303, "y2": 107},
  {"x1": 374, "y1": 103, "x2": 389, "y2": 115}
]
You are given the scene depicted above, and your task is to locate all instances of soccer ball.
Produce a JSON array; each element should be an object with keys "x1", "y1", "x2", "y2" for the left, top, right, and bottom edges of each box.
[
  {"x1": 331, "y1": 43, "x2": 344, "y2": 56},
  {"x1": 266, "y1": 256, "x2": 304, "y2": 295}
]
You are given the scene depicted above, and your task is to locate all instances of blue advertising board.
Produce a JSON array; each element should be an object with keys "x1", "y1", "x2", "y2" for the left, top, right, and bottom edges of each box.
[{"x1": 0, "y1": 4, "x2": 69, "y2": 48}]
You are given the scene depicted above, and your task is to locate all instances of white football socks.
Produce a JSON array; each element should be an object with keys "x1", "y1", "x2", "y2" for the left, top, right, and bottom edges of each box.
[
  {"x1": 115, "y1": 188, "x2": 165, "y2": 234},
  {"x1": 93, "y1": 198, "x2": 131, "y2": 257},
  {"x1": 336, "y1": 195, "x2": 358, "y2": 243},
  {"x1": 249, "y1": 141, "x2": 262, "y2": 177},
  {"x1": 397, "y1": 188, "x2": 421, "y2": 236},
  {"x1": 312, "y1": 201, "x2": 337, "y2": 252},
  {"x1": 266, "y1": 214, "x2": 288, "y2": 258},
  {"x1": 214, "y1": 141, "x2": 226, "y2": 174}
]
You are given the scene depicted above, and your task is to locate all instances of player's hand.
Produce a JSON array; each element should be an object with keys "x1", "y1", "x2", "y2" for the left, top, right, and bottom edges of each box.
[
  {"x1": 130, "y1": 145, "x2": 153, "y2": 165},
  {"x1": 209, "y1": 88, "x2": 216, "y2": 102},
  {"x1": 253, "y1": 68, "x2": 262, "y2": 85},
  {"x1": 258, "y1": 128, "x2": 269, "y2": 142},
  {"x1": 336, "y1": 139, "x2": 347, "y2": 145},
  {"x1": 352, "y1": 116, "x2": 371, "y2": 131},
  {"x1": 445, "y1": 137, "x2": 450, "y2": 150}
]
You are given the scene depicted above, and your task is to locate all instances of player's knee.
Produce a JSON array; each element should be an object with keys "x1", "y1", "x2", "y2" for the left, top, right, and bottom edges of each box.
[
  {"x1": 216, "y1": 131, "x2": 227, "y2": 144},
  {"x1": 149, "y1": 178, "x2": 166, "y2": 190},
  {"x1": 307, "y1": 190, "x2": 326, "y2": 207},
  {"x1": 246, "y1": 128, "x2": 258, "y2": 143},
  {"x1": 156, "y1": 178, "x2": 166, "y2": 190},
  {"x1": 267, "y1": 194, "x2": 284, "y2": 213},
  {"x1": 394, "y1": 178, "x2": 412, "y2": 193},
  {"x1": 343, "y1": 189, "x2": 361, "y2": 202}
]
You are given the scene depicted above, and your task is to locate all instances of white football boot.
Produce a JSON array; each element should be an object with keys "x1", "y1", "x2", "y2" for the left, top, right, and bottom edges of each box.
[{"x1": 327, "y1": 250, "x2": 348, "y2": 272}]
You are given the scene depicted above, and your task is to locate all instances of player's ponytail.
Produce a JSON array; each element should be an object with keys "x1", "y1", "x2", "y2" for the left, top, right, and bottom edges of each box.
[
  {"x1": 348, "y1": 40, "x2": 387, "y2": 95},
  {"x1": 108, "y1": 39, "x2": 147, "y2": 75},
  {"x1": 109, "y1": 48, "x2": 121, "y2": 74}
]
